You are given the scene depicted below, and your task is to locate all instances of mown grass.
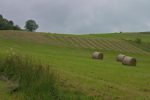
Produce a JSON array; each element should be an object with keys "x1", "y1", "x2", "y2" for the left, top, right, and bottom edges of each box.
[
  {"x1": 81, "y1": 32, "x2": 150, "y2": 43},
  {"x1": 0, "y1": 30, "x2": 149, "y2": 100},
  {"x1": 0, "y1": 52, "x2": 96, "y2": 100}
]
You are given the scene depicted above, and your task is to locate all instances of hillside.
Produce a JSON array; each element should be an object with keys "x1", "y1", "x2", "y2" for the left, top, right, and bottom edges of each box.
[
  {"x1": 82, "y1": 32, "x2": 150, "y2": 43},
  {"x1": 0, "y1": 30, "x2": 150, "y2": 100},
  {"x1": 0, "y1": 30, "x2": 149, "y2": 54}
]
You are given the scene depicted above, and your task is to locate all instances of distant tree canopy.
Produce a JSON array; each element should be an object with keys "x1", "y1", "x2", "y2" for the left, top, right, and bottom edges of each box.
[
  {"x1": 24, "y1": 19, "x2": 39, "y2": 32},
  {"x1": 0, "y1": 14, "x2": 21, "y2": 30}
]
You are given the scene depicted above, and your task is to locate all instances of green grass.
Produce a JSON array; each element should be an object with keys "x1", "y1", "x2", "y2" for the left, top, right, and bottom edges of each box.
[
  {"x1": 81, "y1": 32, "x2": 150, "y2": 43},
  {"x1": 0, "y1": 30, "x2": 149, "y2": 100},
  {"x1": 0, "y1": 80, "x2": 14, "y2": 100},
  {"x1": 0, "y1": 53, "x2": 95, "y2": 100},
  {"x1": 0, "y1": 53, "x2": 60, "y2": 100}
]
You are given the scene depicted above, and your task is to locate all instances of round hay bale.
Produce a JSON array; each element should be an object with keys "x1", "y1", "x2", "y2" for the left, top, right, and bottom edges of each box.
[
  {"x1": 92, "y1": 52, "x2": 103, "y2": 60},
  {"x1": 122, "y1": 56, "x2": 136, "y2": 66},
  {"x1": 116, "y1": 54, "x2": 126, "y2": 62}
]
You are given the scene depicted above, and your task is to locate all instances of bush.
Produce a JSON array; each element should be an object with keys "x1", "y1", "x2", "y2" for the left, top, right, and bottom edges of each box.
[{"x1": 135, "y1": 38, "x2": 142, "y2": 44}]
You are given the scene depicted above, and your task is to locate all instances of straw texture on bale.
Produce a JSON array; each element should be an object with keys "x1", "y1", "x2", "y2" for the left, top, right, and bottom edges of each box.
[
  {"x1": 116, "y1": 54, "x2": 126, "y2": 62},
  {"x1": 122, "y1": 56, "x2": 136, "y2": 66},
  {"x1": 92, "y1": 52, "x2": 103, "y2": 60}
]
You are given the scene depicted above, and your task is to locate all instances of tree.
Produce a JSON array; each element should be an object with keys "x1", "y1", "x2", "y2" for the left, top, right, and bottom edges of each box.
[
  {"x1": 0, "y1": 14, "x2": 3, "y2": 19},
  {"x1": 13, "y1": 25, "x2": 21, "y2": 30},
  {"x1": 9, "y1": 20, "x2": 14, "y2": 25},
  {"x1": 0, "y1": 14, "x2": 21, "y2": 30},
  {"x1": 24, "y1": 19, "x2": 38, "y2": 32}
]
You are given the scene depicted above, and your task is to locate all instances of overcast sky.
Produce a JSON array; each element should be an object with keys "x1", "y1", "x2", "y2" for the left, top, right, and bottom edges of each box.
[{"x1": 0, "y1": 0, "x2": 150, "y2": 34}]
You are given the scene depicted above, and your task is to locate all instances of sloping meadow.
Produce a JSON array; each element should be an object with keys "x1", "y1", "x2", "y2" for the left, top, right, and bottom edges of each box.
[{"x1": 0, "y1": 53, "x2": 94, "y2": 100}]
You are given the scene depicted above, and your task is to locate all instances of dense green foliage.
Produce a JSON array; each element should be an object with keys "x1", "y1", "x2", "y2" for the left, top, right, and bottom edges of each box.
[
  {"x1": 0, "y1": 15, "x2": 21, "y2": 30},
  {"x1": 24, "y1": 20, "x2": 38, "y2": 32}
]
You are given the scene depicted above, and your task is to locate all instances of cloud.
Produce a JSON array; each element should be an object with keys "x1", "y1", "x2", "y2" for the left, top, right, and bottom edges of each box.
[{"x1": 0, "y1": 0, "x2": 150, "y2": 33}]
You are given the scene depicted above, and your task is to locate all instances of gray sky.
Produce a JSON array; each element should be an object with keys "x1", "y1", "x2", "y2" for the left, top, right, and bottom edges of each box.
[{"x1": 0, "y1": 0, "x2": 150, "y2": 34}]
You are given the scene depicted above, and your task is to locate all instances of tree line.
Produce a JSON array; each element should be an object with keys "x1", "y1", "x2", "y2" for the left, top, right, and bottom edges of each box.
[
  {"x1": 0, "y1": 14, "x2": 20, "y2": 30},
  {"x1": 0, "y1": 14, "x2": 38, "y2": 32}
]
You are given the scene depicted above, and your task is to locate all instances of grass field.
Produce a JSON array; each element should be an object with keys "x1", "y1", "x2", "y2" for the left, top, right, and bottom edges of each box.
[{"x1": 0, "y1": 30, "x2": 150, "y2": 100}]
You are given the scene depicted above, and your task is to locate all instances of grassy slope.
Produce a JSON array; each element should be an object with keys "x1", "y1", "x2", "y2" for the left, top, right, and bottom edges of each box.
[
  {"x1": 0, "y1": 30, "x2": 150, "y2": 100},
  {"x1": 81, "y1": 32, "x2": 150, "y2": 53},
  {"x1": 81, "y1": 32, "x2": 150, "y2": 43}
]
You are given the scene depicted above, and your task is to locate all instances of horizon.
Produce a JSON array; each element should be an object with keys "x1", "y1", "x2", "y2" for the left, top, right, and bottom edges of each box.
[{"x1": 1, "y1": 0, "x2": 150, "y2": 34}]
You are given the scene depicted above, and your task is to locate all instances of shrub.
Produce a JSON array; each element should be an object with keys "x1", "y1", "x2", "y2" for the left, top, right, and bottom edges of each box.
[{"x1": 135, "y1": 38, "x2": 142, "y2": 44}]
